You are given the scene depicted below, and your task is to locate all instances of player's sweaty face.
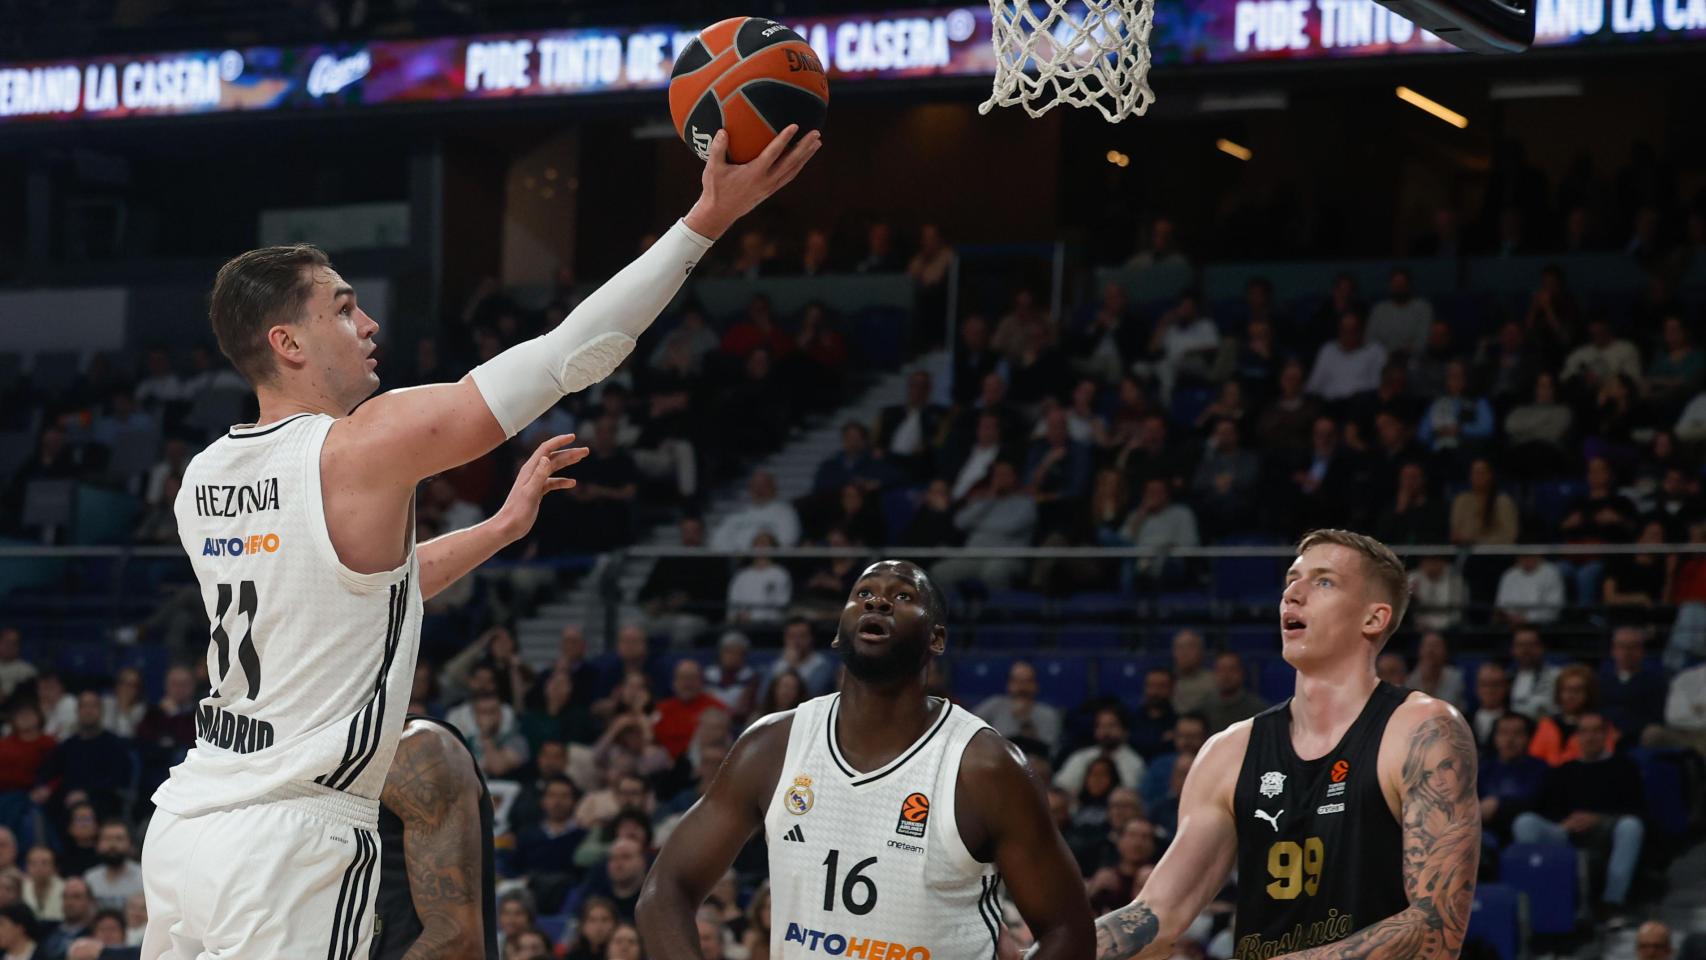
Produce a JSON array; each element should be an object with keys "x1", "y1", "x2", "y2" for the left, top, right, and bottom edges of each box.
[
  {"x1": 1280, "y1": 544, "x2": 1374, "y2": 663},
  {"x1": 837, "y1": 568, "x2": 936, "y2": 683}
]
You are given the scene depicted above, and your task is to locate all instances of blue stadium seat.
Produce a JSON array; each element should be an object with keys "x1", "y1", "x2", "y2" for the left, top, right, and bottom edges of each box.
[
  {"x1": 1055, "y1": 626, "x2": 1129, "y2": 651},
  {"x1": 950, "y1": 654, "x2": 1016, "y2": 704},
  {"x1": 1030, "y1": 654, "x2": 1091, "y2": 707},
  {"x1": 970, "y1": 626, "x2": 1045, "y2": 651},
  {"x1": 537, "y1": 915, "x2": 569, "y2": 946},
  {"x1": 1251, "y1": 656, "x2": 1296, "y2": 704},
  {"x1": 56, "y1": 640, "x2": 112, "y2": 683},
  {"x1": 1499, "y1": 843, "x2": 1578, "y2": 936},
  {"x1": 1096, "y1": 655, "x2": 1169, "y2": 708},
  {"x1": 1630, "y1": 748, "x2": 1690, "y2": 840},
  {"x1": 985, "y1": 590, "x2": 1049, "y2": 618},
  {"x1": 1169, "y1": 386, "x2": 1216, "y2": 430},
  {"x1": 1465, "y1": 883, "x2": 1521, "y2": 960},
  {"x1": 116, "y1": 645, "x2": 172, "y2": 698},
  {"x1": 1213, "y1": 555, "x2": 1287, "y2": 605},
  {"x1": 1069, "y1": 592, "x2": 1134, "y2": 619},
  {"x1": 1224, "y1": 625, "x2": 1277, "y2": 657}
]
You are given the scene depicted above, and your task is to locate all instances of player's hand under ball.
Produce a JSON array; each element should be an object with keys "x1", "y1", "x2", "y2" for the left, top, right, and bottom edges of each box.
[
  {"x1": 495, "y1": 433, "x2": 588, "y2": 541},
  {"x1": 684, "y1": 124, "x2": 822, "y2": 240}
]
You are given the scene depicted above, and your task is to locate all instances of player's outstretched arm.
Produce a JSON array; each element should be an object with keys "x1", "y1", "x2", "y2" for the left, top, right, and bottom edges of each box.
[
  {"x1": 1075, "y1": 724, "x2": 1244, "y2": 960},
  {"x1": 331, "y1": 125, "x2": 821, "y2": 491},
  {"x1": 381, "y1": 721, "x2": 488, "y2": 960},
  {"x1": 417, "y1": 433, "x2": 586, "y2": 600},
  {"x1": 1274, "y1": 699, "x2": 1479, "y2": 960},
  {"x1": 961, "y1": 732, "x2": 1095, "y2": 960},
  {"x1": 637, "y1": 712, "x2": 793, "y2": 959}
]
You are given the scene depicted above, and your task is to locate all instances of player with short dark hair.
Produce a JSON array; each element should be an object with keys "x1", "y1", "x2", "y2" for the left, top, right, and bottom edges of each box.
[
  {"x1": 639, "y1": 559, "x2": 1094, "y2": 960},
  {"x1": 1084, "y1": 529, "x2": 1479, "y2": 960}
]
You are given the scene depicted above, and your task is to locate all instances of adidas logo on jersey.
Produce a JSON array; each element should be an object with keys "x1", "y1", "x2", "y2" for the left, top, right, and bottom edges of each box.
[{"x1": 783, "y1": 825, "x2": 806, "y2": 843}]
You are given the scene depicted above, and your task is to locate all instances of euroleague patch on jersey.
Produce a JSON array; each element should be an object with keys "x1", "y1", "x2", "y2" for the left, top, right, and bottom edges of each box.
[
  {"x1": 786, "y1": 775, "x2": 815, "y2": 815},
  {"x1": 1326, "y1": 760, "x2": 1349, "y2": 797},
  {"x1": 894, "y1": 792, "x2": 930, "y2": 838}
]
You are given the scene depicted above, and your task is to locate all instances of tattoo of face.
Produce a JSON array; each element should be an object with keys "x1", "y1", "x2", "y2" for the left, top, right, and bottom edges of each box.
[
  {"x1": 383, "y1": 733, "x2": 484, "y2": 959},
  {"x1": 1293, "y1": 712, "x2": 1480, "y2": 960}
]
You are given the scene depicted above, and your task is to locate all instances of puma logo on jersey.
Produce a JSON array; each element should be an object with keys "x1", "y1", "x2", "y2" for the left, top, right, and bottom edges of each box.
[
  {"x1": 1254, "y1": 808, "x2": 1283, "y2": 832},
  {"x1": 783, "y1": 825, "x2": 806, "y2": 843}
]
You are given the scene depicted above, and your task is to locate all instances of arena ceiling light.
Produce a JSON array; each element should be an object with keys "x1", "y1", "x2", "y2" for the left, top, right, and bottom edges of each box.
[
  {"x1": 1216, "y1": 138, "x2": 1253, "y2": 161},
  {"x1": 1198, "y1": 92, "x2": 1288, "y2": 113},
  {"x1": 1395, "y1": 86, "x2": 1468, "y2": 129},
  {"x1": 1488, "y1": 79, "x2": 1584, "y2": 100},
  {"x1": 1105, "y1": 150, "x2": 1131, "y2": 167}
]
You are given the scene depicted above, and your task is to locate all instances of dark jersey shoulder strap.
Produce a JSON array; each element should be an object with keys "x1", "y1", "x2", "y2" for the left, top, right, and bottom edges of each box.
[{"x1": 371, "y1": 714, "x2": 499, "y2": 960}]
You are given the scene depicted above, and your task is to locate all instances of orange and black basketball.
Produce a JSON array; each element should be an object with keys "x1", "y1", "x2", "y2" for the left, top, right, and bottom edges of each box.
[{"x1": 668, "y1": 17, "x2": 828, "y2": 164}]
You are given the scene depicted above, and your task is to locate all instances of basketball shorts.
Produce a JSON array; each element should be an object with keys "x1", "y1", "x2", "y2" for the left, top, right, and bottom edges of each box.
[{"x1": 141, "y1": 784, "x2": 382, "y2": 960}]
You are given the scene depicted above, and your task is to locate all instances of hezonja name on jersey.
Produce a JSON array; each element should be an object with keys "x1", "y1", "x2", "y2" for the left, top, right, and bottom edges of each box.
[
  {"x1": 202, "y1": 533, "x2": 281, "y2": 557},
  {"x1": 194, "y1": 477, "x2": 280, "y2": 517},
  {"x1": 782, "y1": 923, "x2": 931, "y2": 960}
]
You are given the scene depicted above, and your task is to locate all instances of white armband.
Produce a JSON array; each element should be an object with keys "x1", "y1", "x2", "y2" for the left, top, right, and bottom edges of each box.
[{"x1": 469, "y1": 218, "x2": 714, "y2": 438}]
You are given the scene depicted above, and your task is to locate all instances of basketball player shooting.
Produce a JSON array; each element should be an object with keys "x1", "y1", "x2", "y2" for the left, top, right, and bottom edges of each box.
[
  {"x1": 372, "y1": 715, "x2": 500, "y2": 960},
  {"x1": 139, "y1": 125, "x2": 820, "y2": 960},
  {"x1": 1077, "y1": 529, "x2": 1479, "y2": 960},
  {"x1": 638, "y1": 560, "x2": 1095, "y2": 960}
]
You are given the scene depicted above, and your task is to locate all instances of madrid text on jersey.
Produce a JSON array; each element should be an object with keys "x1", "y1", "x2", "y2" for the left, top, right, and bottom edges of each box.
[
  {"x1": 781, "y1": 923, "x2": 931, "y2": 960},
  {"x1": 196, "y1": 702, "x2": 276, "y2": 754},
  {"x1": 194, "y1": 477, "x2": 281, "y2": 517}
]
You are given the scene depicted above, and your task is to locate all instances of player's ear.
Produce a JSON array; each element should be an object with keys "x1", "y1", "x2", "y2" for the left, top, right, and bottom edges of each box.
[
  {"x1": 1364, "y1": 602, "x2": 1391, "y2": 640},
  {"x1": 929, "y1": 623, "x2": 947, "y2": 656},
  {"x1": 267, "y1": 323, "x2": 304, "y2": 367}
]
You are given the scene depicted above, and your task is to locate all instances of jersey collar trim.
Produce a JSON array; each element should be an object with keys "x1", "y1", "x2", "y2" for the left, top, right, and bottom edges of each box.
[
  {"x1": 824, "y1": 693, "x2": 954, "y2": 787},
  {"x1": 228, "y1": 412, "x2": 314, "y2": 439}
]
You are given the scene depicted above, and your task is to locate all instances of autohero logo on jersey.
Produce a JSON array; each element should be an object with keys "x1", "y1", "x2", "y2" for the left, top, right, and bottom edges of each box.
[
  {"x1": 781, "y1": 924, "x2": 932, "y2": 960},
  {"x1": 202, "y1": 533, "x2": 282, "y2": 558},
  {"x1": 194, "y1": 477, "x2": 280, "y2": 517}
]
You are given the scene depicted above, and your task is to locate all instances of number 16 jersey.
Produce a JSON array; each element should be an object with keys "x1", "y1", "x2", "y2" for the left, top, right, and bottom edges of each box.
[
  {"x1": 764, "y1": 694, "x2": 1000, "y2": 960},
  {"x1": 153, "y1": 413, "x2": 421, "y2": 823}
]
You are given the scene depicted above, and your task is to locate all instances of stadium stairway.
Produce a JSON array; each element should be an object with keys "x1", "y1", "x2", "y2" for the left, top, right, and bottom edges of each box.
[{"x1": 515, "y1": 351, "x2": 948, "y2": 661}]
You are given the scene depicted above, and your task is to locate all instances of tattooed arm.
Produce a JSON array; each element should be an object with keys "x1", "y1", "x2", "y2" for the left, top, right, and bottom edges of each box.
[
  {"x1": 1063, "y1": 723, "x2": 1246, "y2": 960},
  {"x1": 381, "y1": 720, "x2": 487, "y2": 960},
  {"x1": 1277, "y1": 698, "x2": 1480, "y2": 960}
]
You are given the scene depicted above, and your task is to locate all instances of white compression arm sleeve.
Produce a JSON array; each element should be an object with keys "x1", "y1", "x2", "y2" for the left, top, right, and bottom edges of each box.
[{"x1": 469, "y1": 218, "x2": 715, "y2": 438}]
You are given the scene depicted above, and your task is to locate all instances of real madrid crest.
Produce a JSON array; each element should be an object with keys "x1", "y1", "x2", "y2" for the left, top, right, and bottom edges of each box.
[
  {"x1": 785, "y1": 775, "x2": 814, "y2": 815},
  {"x1": 1259, "y1": 770, "x2": 1286, "y2": 799}
]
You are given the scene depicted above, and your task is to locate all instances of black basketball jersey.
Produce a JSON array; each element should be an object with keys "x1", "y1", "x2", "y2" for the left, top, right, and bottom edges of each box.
[
  {"x1": 372, "y1": 715, "x2": 499, "y2": 960},
  {"x1": 1231, "y1": 682, "x2": 1412, "y2": 960}
]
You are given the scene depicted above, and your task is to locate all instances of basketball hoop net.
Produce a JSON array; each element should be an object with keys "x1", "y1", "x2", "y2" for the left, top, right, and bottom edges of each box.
[{"x1": 978, "y1": 0, "x2": 1155, "y2": 122}]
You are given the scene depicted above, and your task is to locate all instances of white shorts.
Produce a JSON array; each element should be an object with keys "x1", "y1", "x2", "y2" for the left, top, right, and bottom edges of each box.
[{"x1": 141, "y1": 784, "x2": 382, "y2": 960}]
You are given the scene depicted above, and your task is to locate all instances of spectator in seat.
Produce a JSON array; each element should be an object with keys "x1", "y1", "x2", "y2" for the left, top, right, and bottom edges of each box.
[
  {"x1": 1024, "y1": 407, "x2": 1091, "y2": 538},
  {"x1": 854, "y1": 221, "x2": 902, "y2": 274},
  {"x1": 0, "y1": 902, "x2": 37, "y2": 960},
  {"x1": 132, "y1": 346, "x2": 185, "y2": 419},
  {"x1": 1087, "y1": 819, "x2": 1159, "y2": 915},
  {"x1": 1009, "y1": 321, "x2": 1072, "y2": 410},
  {"x1": 1406, "y1": 632, "x2": 1465, "y2": 710},
  {"x1": 1509, "y1": 626, "x2": 1561, "y2": 720},
  {"x1": 931, "y1": 461, "x2": 1036, "y2": 593},
  {"x1": 1190, "y1": 419, "x2": 1259, "y2": 537},
  {"x1": 1599, "y1": 626, "x2": 1667, "y2": 745},
  {"x1": 495, "y1": 892, "x2": 537, "y2": 957},
  {"x1": 520, "y1": 670, "x2": 599, "y2": 753},
  {"x1": 1504, "y1": 372, "x2": 1574, "y2": 478},
  {"x1": 703, "y1": 632, "x2": 759, "y2": 722},
  {"x1": 908, "y1": 223, "x2": 954, "y2": 325},
  {"x1": 951, "y1": 314, "x2": 1007, "y2": 406},
  {"x1": 0, "y1": 702, "x2": 54, "y2": 797},
  {"x1": 1374, "y1": 461, "x2": 1448, "y2": 547},
  {"x1": 467, "y1": 693, "x2": 530, "y2": 780},
  {"x1": 1204, "y1": 653, "x2": 1268, "y2": 734},
  {"x1": 1655, "y1": 659, "x2": 1706, "y2": 754},
  {"x1": 1119, "y1": 476, "x2": 1199, "y2": 587},
  {"x1": 1603, "y1": 520, "x2": 1669, "y2": 615},
  {"x1": 1635, "y1": 921, "x2": 1675, "y2": 960},
  {"x1": 22, "y1": 847, "x2": 61, "y2": 923},
  {"x1": 793, "y1": 228, "x2": 833, "y2": 277},
  {"x1": 565, "y1": 897, "x2": 619, "y2": 960},
  {"x1": 35, "y1": 691, "x2": 130, "y2": 819},
  {"x1": 652, "y1": 661, "x2": 726, "y2": 761},
  {"x1": 512, "y1": 776, "x2": 586, "y2": 882},
  {"x1": 710, "y1": 471, "x2": 800, "y2": 552},
  {"x1": 991, "y1": 289, "x2": 1053, "y2": 364},
  {"x1": 945, "y1": 411, "x2": 1011, "y2": 504},
  {"x1": 1139, "y1": 713, "x2": 1206, "y2": 815},
  {"x1": 1138, "y1": 291, "x2": 1218, "y2": 401},
  {"x1": 764, "y1": 619, "x2": 837, "y2": 699},
  {"x1": 1126, "y1": 216, "x2": 1188, "y2": 270},
  {"x1": 901, "y1": 479, "x2": 959, "y2": 548},
  {"x1": 1169, "y1": 629, "x2": 1214, "y2": 715},
  {"x1": 1561, "y1": 318, "x2": 1641, "y2": 401},
  {"x1": 1471, "y1": 662, "x2": 1513, "y2": 747},
  {"x1": 1495, "y1": 552, "x2": 1566, "y2": 625},
  {"x1": 1407, "y1": 556, "x2": 1468, "y2": 633},
  {"x1": 1523, "y1": 264, "x2": 1581, "y2": 363},
  {"x1": 1512, "y1": 713, "x2": 1644, "y2": 922},
  {"x1": 34, "y1": 672, "x2": 76, "y2": 741},
  {"x1": 1071, "y1": 282, "x2": 1143, "y2": 385},
  {"x1": 1450, "y1": 458, "x2": 1519, "y2": 547},
  {"x1": 793, "y1": 302, "x2": 850, "y2": 408},
  {"x1": 639, "y1": 517, "x2": 725, "y2": 648},
  {"x1": 813, "y1": 421, "x2": 891, "y2": 494},
  {"x1": 1530, "y1": 664, "x2": 1619, "y2": 766},
  {"x1": 648, "y1": 308, "x2": 719, "y2": 376},
  {"x1": 877, "y1": 370, "x2": 948, "y2": 482},
  {"x1": 1366, "y1": 266, "x2": 1434, "y2": 360},
  {"x1": 720, "y1": 351, "x2": 789, "y2": 457},
  {"x1": 1127, "y1": 669, "x2": 1178, "y2": 761},
  {"x1": 973, "y1": 661, "x2": 1063, "y2": 755},
  {"x1": 1055, "y1": 706, "x2": 1145, "y2": 793},
  {"x1": 1417, "y1": 360, "x2": 1494, "y2": 460},
  {"x1": 723, "y1": 231, "x2": 780, "y2": 281},
  {"x1": 571, "y1": 836, "x2": 649, "y2": 923},
  {"x1": 725, "y1": 533, "x2": 791, "y2": 626},
  {"x1": 83, "y1": 822, "x2": 141, "y2": 911},
  {"x1": 1255, "y1": 361, "x2": 1322, "y2": 455},
  {"x1": 1645, "y1": 315, "x2": 1703, "y2": 421},
  {"x1": 1478, "y1": 319, "x2": 1541, "y2": 406},
  {"x1": 1478, "y1": 712, "x2": 1547, "y2": 845},
  {"x1": 0, "y1": 627, "x2": 34, "y2": 701},
  {"x1": 723, "y1": 293, "x2": 794, "y2": 361},
  {"x1": 1305, "y1": 312, "x2": 1387, "y2": 404}
]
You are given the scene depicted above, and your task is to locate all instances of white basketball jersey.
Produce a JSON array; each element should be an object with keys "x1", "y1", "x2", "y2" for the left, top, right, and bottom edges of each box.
[
  {"x1": 153, "y1": 412, "x2": 421, "y2": 820},
  {"x1": 764, "y1": 694, "x2": 1000, "y2": 960}
]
